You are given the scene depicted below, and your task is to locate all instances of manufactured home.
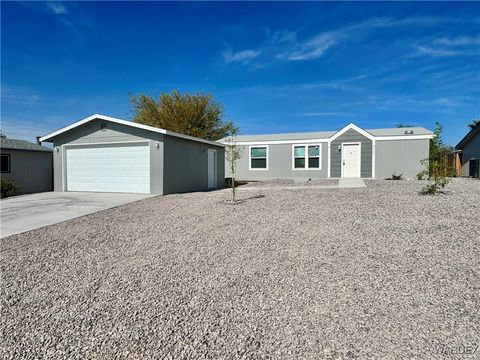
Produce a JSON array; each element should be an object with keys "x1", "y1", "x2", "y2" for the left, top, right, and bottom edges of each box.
[
  {"x1": 39, "y1": 114, "x2": 225, "y2": 194},
  {"x1": 221, "y1": 123, "x2": 434, "y2": 181}
]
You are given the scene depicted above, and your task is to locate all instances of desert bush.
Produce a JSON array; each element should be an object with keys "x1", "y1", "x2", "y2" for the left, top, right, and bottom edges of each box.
[
  {"x1": 418, "y1": 122, "x2": 453, "y2": 194},
  {"x1": 1, "y1": 178, "x2": 19, "y2": 198},
  {"x1": 386, "y1": 173, "x2": 403, "y2": 180}
]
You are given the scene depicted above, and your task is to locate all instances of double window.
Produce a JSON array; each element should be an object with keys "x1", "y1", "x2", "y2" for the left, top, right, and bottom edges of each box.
[
  {"x1": 1, "y1": 154, "x2": 10, "y2": 173},
  {"x1": 293, "y1": 145, "x2": 321, "y2": 169},
  {"x1": 250, "y1": 146, "x2": 268, "y2": 170}
]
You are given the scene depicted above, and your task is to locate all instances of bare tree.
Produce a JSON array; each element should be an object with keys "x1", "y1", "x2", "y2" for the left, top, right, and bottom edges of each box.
[{"x1": 225, "y1": 130, "x2": 243, "y2": 203}]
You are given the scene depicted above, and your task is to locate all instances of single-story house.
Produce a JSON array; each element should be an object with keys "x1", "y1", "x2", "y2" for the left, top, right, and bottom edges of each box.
[
  {"x1": 455, "y1": 122, "x2": 480, "y2": 178},
  {"x1": 1, "y1": 138, "x2": 53, "y2": 194},
  {"x1": 220, "y1": 123, "x2": 434, "y2": 180},
  {"x1": 39, "y1": 114, "x2": 225, "y2": 194}
]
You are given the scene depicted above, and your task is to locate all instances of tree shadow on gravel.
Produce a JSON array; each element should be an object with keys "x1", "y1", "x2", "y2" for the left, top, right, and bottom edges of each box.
[{"x1": 222, "y1": 194, "x2": 266, "y2": 205}]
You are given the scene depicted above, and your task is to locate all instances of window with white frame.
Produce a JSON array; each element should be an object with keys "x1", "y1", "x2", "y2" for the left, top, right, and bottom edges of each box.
[
  {"x1": 293, "y1": 145, "x2": 321, "y2": 169},
  {"x1": 250, "y1": 146, "x2": 267, "y2": 169}
]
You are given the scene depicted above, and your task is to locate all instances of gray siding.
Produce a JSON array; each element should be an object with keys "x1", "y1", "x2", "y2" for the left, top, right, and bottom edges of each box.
[
  {"x1": 230, "y1": 142, "x2": 328, "y2": 181},
  {"x1": 331, "y1": 129, "x2": 372, "y2": 178},
  {"x1": 1, "y1": 149, "x2": 53, "y2": 194},
  {"x1": 163, "y1": 136, "x2": 224, "y2": 194},
  {"x1": 375, "y1": 139, "x2": 429, "y2": 179},
  {"x1": 461, "y1": 133, "x2": 480, "y2": 177},
  {"x1": 51, "y1": 119, "x2": 164, "y2": 194}
]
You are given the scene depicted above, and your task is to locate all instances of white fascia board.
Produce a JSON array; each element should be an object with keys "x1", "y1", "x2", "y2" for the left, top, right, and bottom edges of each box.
[
  {"x1": 39, "y1": 113, "x2": 224, "y2": 147},
  {"x1": 164, "y1": 130, "x2": 225, "y2": 147},
  {"x1": 39, "y1": 114, "x2": 166, "y2": 142},
  {"x1": 225, "y1": 138, "x2": 330, "y2": 146},
  {"x1": 374, "y1": 134, "x2": 434, "y2": 141},
  {"x1": 329, "y1": 123, "x2": 375, "y2": 142}
]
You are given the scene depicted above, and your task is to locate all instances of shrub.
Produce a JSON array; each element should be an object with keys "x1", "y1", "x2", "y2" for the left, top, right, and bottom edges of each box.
[
  {"x1": 418, "y1": 122, "x2": 453, "y2": 194},
  {"x1": 386, "y1": 173, "x2": 403, "y2": 180},
  {"x1": 1, "y1": 178, "x2": 19, "y2": 198}
]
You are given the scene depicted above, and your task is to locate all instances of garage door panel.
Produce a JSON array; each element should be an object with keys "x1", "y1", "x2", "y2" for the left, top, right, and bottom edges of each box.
[{"x1": 66, "y1": 144, "x2": 150, "y2": 193}]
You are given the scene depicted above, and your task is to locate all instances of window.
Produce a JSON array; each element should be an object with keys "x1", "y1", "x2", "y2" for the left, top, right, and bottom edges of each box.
[
  {"x1": 1, "y1": 154, "x2": 11, "y2": 173},
  {"x1": 293, "y1": 145, "x2": 321, "y2": 170},
  {"x1": 250, "y1": 146, "x2": 268, "y2": 170}
]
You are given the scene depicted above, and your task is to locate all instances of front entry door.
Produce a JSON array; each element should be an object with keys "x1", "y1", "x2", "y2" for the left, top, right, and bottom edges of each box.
[{"x1": 342, "y1": 143, "x2": 361, "y2": 178}]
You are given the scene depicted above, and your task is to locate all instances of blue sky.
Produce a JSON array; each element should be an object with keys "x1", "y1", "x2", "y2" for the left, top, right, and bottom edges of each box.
[{"x1": 1, "y1": 1, "x2": 479, "y2": 146}]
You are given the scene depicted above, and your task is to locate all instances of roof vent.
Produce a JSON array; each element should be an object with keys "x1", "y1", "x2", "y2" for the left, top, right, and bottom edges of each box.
[{"x1": 405, "y1": 130, "x2": 414, "y2": 135}]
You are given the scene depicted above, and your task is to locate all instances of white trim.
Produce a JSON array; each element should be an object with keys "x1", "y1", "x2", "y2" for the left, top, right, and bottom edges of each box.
[
  {"x1": 340, "y1": 142, "x2": 362, "y2": 178},
  {"x1": 327, "y1": 142, "x2": 331, "y2": 178},
  {"x1": 249, "y1": 145, "x2": 269, "y2": 171},
  {"x1": 330, "y1": 123, "x2": 375, "y2": 141},
  {"x1": 220, "y1": 127, "x2": 434, "y2": 147},
  {"x1": 227, "y1": 138, "x2": 330, "y2": 146},
  {"x1": 207, "y1": 149, "x2": 218, "y2": 189},
  {"x1": 63, "y1": 140, "x2": 152, "y2": 193},
  {"x1": 61, "y1": 140, "x2": 150, "y2": 147},
  {"x1": 61, "y1": 145, "x2": 66, "y2": 191},
  {"x1": 372, "y1": 139, "x2": 376, "y2": 179},
  {"x1": 374, "y1": 135, "x2": 434, "y2": 141},
  {"x1": 39, "y1": 113, "x2": 224, "y2": 147},
  {"x1": 291, "y1": 144, "x2": 322, "y2": 171}
]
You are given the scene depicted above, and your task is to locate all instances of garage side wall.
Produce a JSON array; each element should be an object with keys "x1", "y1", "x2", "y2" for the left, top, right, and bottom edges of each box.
[
  {"x1": 331, "y1": 129, "x2": 372, "y2": 178},
  {"x1": 163, "y1": 136, "x2": 225, "y2": 194},
  {"x1": 375, "y1": 139, "x2": 429, "y2": 179},
  {"x1": 51, "y1": 119, "x2": 164, "y2": 194}
]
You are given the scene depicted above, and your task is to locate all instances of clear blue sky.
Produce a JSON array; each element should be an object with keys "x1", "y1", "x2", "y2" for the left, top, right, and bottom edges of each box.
[{"x1": 1, "y1": 1, "x2": 479, "y2": 146}]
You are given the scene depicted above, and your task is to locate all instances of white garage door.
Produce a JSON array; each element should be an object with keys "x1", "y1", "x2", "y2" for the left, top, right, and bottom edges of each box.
[{"x1": 66, "y1": 143, "x2": 150, "y2": 193}]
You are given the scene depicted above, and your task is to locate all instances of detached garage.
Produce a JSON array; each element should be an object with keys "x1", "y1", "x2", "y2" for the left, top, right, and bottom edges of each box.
[{"x1": 39, "y1": 114, "x2": 225, "y2": 195}]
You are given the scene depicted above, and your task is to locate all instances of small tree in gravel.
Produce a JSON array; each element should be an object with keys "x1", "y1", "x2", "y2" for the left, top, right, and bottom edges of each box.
[
  {"x1": 417, "y1": 122, "x2": 453, "y2": 194},
  {"x1": 225, "y1": 129, "x2": 243, "y2": 203}
]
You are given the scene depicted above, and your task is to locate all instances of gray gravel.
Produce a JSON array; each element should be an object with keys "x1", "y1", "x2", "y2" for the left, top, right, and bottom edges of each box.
[
  {"x1": 243, "y1": 178, "x2": 338, "y2": 187},
  {"x1": 2, "y1": 179, "x2": 479, "y2": 359}
]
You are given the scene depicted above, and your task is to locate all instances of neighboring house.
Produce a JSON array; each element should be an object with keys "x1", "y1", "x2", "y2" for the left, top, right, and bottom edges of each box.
[
  {"x1": 39, "y1": 114, "x2": 225, "y2": 194},
  {"x1": 455, "y1": 122, "x2": 480, "y2": 178},
  {"x1": 0, "y1": 138, "x2": 53, "y2": 194},
  {"x1": 220, "y1": 123, "x2": 434, "y2": 180}
]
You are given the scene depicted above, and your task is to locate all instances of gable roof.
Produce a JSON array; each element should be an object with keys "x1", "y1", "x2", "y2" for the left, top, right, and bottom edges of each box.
[
  {"x1": 0, "y1": 138, "x2": 52, "y2": 152},
  {"x1": 39, "y1": 114, "x2": 225, "y2": 147},
  {"x1": 456, "y1": 122, "x2": 480, "y2": 149},
  {"x1": 220, "y1": 123, "x2": 433, "y2": 144}
]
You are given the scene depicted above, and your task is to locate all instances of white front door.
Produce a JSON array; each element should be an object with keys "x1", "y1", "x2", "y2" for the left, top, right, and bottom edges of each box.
[
  {"x1": 342, "y1": 143, "x2": 361, "y2": 178},
  {"x1": 207, "y1": 149, "x2": 216, "y2": 189},
  {"x1": 66, "y1": 143, "x2": 151, "y2": 193}
]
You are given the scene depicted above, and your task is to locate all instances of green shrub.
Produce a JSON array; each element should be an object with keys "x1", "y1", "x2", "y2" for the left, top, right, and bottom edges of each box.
[
  {"x1": 1, "y1": 178, "x2": 19, "y2": 198},
  {"x1": 418, "y1": 122, "x2": 453, "y2": 195}
]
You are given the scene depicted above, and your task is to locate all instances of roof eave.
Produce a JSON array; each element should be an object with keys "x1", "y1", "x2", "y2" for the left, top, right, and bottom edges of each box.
[{"x1": 39, "y1": 114, "x2": 224, "y2": 147}]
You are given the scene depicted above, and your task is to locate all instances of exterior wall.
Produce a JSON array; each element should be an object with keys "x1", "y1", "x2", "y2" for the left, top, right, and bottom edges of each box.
[
  {"x1": 51, "y1": 119, "x2": 164, "y2": 194},
  {"x1": 163, "y1": 136, "x2": 225, "y2": 194},
  {"x1": 375, "y1": 139, "x2": 429, "y2": 179},
  {"x1": 461, "y1": 133, "x2": 480, "y2": 177},
  {"x1": 230, "y1": 142, "x2": 328, "y2": 181},
  {"x1": 1, "y1": 149, "x2": 53, "y2": 194},
  {"x1": 330, "y1": 129, "x2": 372, "y2": 178}
]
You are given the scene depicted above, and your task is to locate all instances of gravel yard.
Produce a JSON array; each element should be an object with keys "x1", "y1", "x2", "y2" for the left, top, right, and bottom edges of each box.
[
  {"x1": 1, "y1": 179, "x2": 479, "y2": 359},
  {"x1": 243, "y1": 178, "x2": 338, "y2": 187}
]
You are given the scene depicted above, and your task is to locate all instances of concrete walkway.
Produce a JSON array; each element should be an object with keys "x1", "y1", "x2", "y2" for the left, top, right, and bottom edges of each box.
[
  {"x1": 1, "y1": 192, "x2": 153, "y2": 238},
  {"x1": 338, "y1": 178, "x2": 367, "y2": 188}
]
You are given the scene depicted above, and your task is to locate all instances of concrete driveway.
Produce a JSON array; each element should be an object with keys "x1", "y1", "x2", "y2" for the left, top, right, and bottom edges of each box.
[{"x1": 0, "y1": 192, "x2": 153, "y2": 238}]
